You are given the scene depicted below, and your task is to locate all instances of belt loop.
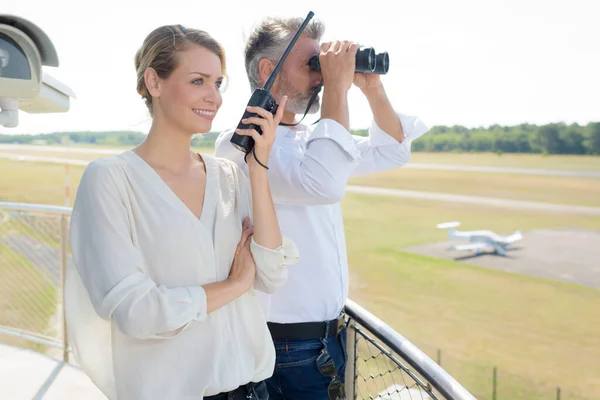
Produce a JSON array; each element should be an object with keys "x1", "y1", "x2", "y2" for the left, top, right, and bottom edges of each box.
[{"x1": 323, "y1": 318, "x2": 331, "y2": 344}]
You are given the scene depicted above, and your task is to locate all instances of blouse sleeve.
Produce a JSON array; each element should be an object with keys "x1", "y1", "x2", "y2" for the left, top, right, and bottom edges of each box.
[
  {"x1": 232, "y1": 162, "x2": 300, "y2": 294},
  {"x1": 69, "y1": 160, "x2": 208, "y2": 340}
]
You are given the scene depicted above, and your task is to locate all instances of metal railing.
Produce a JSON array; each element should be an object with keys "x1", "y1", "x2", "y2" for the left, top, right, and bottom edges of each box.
[
  {"x1": 0, "y1": 201, "x2": 476, "y2": 400},
  {"x1": 344, "y1": 299, "x2": 476, "y2": 400}
]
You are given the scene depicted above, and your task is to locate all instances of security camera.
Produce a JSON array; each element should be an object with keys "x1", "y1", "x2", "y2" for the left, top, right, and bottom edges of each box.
[{"x1": 0, "y1": 14, "x2": 75, "y2": 128}]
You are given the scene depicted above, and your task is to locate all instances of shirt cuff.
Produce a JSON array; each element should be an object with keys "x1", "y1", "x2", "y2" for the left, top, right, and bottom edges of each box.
[
  {"x1": 307, "y1": 118, "x2": 361, "y2": 160},
  {"x1": 146, "y1": 286, "x2": 206, "y2": 339},
  {"x1": 369, "y1": 112, "x2": 430, "y2": 147},
  {"x1": 187, "y1": 286, "x2": 208, "y2": 321},
  {"x1": 250, "y1": 236, "x2": 300, "y2": 266},
  {"x1": 250, "y1": 236, "x2": 300, "y2": 293}
]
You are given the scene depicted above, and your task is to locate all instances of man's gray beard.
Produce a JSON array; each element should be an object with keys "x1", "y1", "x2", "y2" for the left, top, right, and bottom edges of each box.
[
  {"x1": 286, "y1": 93, "x2": 320, "y2": 115},
  {"x1": 277, "y1": 74, "x2": 320, "y2": 115}
]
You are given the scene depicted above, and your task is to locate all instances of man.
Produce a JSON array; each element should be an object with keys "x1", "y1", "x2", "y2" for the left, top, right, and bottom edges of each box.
[{"x1": 214, "y1": 16, "x2": 428, "y2": 400}]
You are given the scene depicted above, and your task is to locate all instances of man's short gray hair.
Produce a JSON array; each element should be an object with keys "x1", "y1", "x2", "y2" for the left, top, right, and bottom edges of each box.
[{"x1": 244, "y1": 16, "x2": 325, "y2": 91}]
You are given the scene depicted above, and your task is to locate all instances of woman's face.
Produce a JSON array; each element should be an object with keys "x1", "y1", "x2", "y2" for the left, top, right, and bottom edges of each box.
[{"x1": 154, "y1": 44, "x2": 224, "y2": 135}]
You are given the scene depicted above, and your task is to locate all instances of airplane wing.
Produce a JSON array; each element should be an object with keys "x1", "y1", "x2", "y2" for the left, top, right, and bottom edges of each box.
[
  {"x1": 494, "y1": 230, "x2": 523, "y2": 244},
  {"x1": 504, "y1": 230, "x2": 523, "y2": 243},
  {"x1": 451, "y1": 242, "x2": 489, "y2": 252}
]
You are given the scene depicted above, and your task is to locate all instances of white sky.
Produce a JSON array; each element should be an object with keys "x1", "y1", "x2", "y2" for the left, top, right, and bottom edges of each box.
[{"x1": 1, "y1": 0, "x2": 599, "y2": 135}]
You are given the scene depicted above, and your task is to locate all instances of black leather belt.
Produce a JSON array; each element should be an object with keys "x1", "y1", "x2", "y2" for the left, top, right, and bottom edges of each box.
[
  {"x1": 204, "y1": 381, "x2": 268, "y2": 400},
  {"x1": 267, "y1": 315, "x2": 346, "y2": 340}
]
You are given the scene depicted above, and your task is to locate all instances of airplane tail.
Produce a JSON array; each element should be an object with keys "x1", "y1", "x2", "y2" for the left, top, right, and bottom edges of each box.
[
  {"x1": 436, "y1": 221, "x2": 461, "y2": 235},
  {"x1": 437, "y1": 221, "x2": 461, "y2": 248},
  {"x1": 436, "y1": 221, "x2": 461, "y2": 232}
]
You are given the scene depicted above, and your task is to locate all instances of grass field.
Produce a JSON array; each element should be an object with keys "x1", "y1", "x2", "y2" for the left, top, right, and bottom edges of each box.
[
  {"x1": 3, "y1": 143, "x2": 600, "y2": 171},
  {"x1": 3, "y1": 151, "x2": 600, "y2": 209},
  {"x1": 0, "y1": 159, "x2": 85, "y2": 206},
  {"x1": 342, "y1": 193, "x2": 600, "y2": 400},
  {"x1": 0, "y1": 144, "x2": 213, "y2": 162},
  {"x1": 348, "y1": 168, "x2": 600, "y2": 207},
  {"x1": 408, "y1": 152, "x2": 600, "y2": 171},
  {"x1": 1, "y1": 152, "x2": 600, "y2": 399}
]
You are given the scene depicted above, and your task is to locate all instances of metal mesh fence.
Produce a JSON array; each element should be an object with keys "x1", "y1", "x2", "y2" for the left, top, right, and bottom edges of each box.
[
  {"x1": 0, "y1": 205, "x2": 69, "y2": 359},
  {"x1": 349, "y1": 323, "x2": 440, "y2": 400}
]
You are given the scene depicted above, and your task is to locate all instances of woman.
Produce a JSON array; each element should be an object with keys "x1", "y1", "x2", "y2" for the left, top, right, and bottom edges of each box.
[{"x1": 64, "y1": 24, "x2": 298, "y2": 400}]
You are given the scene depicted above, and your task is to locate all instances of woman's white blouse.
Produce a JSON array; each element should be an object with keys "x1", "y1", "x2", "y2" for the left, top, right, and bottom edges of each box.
[{"x1": 64, "y1": 150, "x2": 299, "y2": 399}]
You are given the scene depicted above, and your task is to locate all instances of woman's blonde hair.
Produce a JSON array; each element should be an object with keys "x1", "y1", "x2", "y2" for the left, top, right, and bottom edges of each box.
[{"x1": 134, "y1": 25, "x2": 226, "y2": 115}]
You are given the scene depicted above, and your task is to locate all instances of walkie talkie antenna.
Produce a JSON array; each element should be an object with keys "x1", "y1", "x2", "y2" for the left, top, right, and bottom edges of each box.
[
  {"x1": 229, "y1": 11, "x2": 315, "y2": 155},
  {"x1": 263, "y1": 11, "x2": 314, "y2": 91}
]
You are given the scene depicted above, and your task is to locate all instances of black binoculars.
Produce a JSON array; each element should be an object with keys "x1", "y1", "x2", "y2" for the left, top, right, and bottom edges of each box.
[{"x1": 309, "y1": 47, "x2": 389, "y2": 74}]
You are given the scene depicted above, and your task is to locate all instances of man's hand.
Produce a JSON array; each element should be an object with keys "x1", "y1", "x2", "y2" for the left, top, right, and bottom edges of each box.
[
  {"x1": 353, "y1": 73, "x2": 383, "y2": 94},
  {"x1": 318, "y1": 41, "x2": 358, "y2": 131},
  {"x1": 318, "y1": 41, "x2": 358, "y2": 93}
]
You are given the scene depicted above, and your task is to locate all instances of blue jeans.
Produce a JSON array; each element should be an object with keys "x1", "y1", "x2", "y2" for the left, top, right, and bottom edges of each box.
[{"x1": 265, "y1": 327, "x2": 347, "y2": 400}]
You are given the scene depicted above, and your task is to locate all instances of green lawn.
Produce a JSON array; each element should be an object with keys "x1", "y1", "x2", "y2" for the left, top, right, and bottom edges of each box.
[
  {"x1": 349, "y1": 168, "x2": 600, "y2": 207},
  {"x1": 342, "y1": 193, "x2": 600, "y2": 400},
  {"x1": 0, "y1": 159, "x2": 85, "y2": 207},
  {"x1": 0, "y1": 143, "x2": 214, "y2": 162},
  {"x1": 3, "y1": 154, "x2": 600, "y2": 210},
  {"x1": 408, "y1": 152, "x2": 600, "y2": 171},
  {"x1": 3, "y1": 144, "x2": 600, "y2": 171}
]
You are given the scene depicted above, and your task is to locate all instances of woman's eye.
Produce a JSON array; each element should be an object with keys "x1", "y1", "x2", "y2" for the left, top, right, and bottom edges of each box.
[
  {"x1": 192, "y1": 78, "x2": 203, "y2": 85},
  {"x1": 215, "y1": 81, "x2": 222, "y2": 88}
]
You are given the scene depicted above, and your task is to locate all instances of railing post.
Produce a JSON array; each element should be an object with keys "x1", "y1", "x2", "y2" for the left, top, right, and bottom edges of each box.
[
  {"x1": 344, "y1": 321, "x2": 356, "y2": 400},
  {"x1": 59, "y1": 215, "x2": 69, "y2": 362}
]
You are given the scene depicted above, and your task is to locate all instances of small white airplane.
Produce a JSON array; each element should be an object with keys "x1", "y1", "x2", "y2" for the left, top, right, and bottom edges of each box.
[{"x1": 436, "y1": 221, "x2": 523, "y2": 256}]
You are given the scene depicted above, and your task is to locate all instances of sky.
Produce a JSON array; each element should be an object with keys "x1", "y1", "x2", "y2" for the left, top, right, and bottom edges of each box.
[{"x1": 1, "y1": 0, "x2": 599, "y2": 135}]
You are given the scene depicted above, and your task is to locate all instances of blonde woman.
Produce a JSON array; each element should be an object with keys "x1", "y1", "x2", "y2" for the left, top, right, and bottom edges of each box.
[{"x1": 64, "y1": 25, "x2": 297, "y2": 400}]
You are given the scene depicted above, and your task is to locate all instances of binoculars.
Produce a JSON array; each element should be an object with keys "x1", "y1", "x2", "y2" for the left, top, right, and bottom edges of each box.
[{"x1": 309, "y1": 47, "x2": 389, "y2": 74}]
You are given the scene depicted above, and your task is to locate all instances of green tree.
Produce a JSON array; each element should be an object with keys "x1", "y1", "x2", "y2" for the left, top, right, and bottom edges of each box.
[{"x1": 584, "y1": 122, "x2": 600, "y2": 154}]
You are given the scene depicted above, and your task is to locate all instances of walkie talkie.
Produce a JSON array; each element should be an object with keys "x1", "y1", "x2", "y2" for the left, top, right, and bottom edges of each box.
[{"x1": 230, "y1": 11, "x2": 315, "y2": 154}]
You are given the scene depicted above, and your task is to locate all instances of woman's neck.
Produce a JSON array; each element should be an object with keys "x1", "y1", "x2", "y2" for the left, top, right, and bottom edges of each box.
[{"x1": 134, "y1": 119, "x2": 197, "y2": 173}]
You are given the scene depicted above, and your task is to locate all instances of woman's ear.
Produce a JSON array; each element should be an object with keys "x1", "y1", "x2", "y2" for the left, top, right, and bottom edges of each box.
[{"x1": 144, "y1": 67, "x2": 161, "y2": 98}]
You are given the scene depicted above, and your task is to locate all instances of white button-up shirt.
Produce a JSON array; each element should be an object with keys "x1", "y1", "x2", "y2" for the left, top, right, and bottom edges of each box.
[
  {"x1": 64, "y1": 151, "x2": 299, "y2": 399},
  {"x1": 214, "y1": 113, "x2": 428, "y2": 323}
]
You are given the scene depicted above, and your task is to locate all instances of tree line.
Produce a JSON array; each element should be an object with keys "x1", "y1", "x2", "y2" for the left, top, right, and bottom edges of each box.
[
  {"x1": 2, "y1": 122, "x2": 599, "y2": 155},
  {"x1": 0, "y1": 130, "x2": 218, "y2": 148},
  {"x1": 352, "y1": 122, "x2": 600, "y2": 155}
]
